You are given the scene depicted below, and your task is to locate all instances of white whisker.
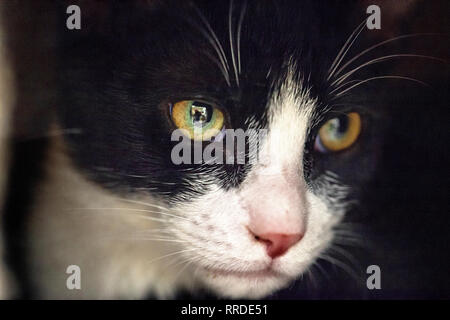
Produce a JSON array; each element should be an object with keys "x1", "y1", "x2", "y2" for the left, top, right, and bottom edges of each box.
[
  {"x1": 305, "y1": 267, "x2": 318, "y2": 291},
  {"x1": 173, "y1": 258, "x2": 197, "y2": 283},
  {"x1": 115, "y1": 198, "x2": 171, "y2": 212},
  {"x1": 228, "y1": 0, "x2": 239, "y2": 86},
  {"x1": 333, "y1": 75, "x2": 430, "y2": 98},
  {"x1": 332, "y1": 54, "x2": 447, "y2": 87},
  {"x1": 327, "y1": 20, "x2": 366, "y2": 81},
  {"x1": 116, "y1": 198, "x2": 194, "y2": 222},
  {"x1": 130, "y1": 237, "x2": 188, "y2": 243},
  {"x1": 334, "y1": 33, "x2": 446, "y2": 78},
  {"x1": 65, "y1": 206, "x2": 191, "y2": 223},
  {"x1": 65, "y1": 208, "x2": 167, "y2": 223},
  {"x1": 328, "y1": 79, "x2": 363, "y2": 95},
  {"x1": 237, "y1": 1, "x2": 247, "y2": 75},
  {"x1": 191, "y1": 4, "x2": 231, "y2": 86},
  {"x1": 311, "y1": 260, "x2": 330, "y2": 282},
  {"x1": 134, "y1": 228, "x2": 171, "y2": 234},
  {"x1": 204, "y1": 51, "x2": 232, "y2": 87},
  {"x1": 145, "y1": 248, "x2": 198, "y2": 266},
  {"x1": 18, "y1": 128, "x2": 83, "y2": 141},
  {"x1": 318, "y1": 254, "x2": 360, "y2": 283},
  {"x1": 328, "y1": 245, "x2": 359, "y2": 269}
]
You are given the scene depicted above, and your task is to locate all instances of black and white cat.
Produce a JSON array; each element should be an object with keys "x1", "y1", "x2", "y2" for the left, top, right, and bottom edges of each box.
[{"x1": 1, "y1": 0, "x2": 449, "y2": 299}]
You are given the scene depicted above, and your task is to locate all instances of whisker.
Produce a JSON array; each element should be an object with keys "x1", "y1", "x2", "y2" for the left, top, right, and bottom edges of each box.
[
  {"x1": 335, "y1": 222, "x2": 366, "y2": 228},
  {"x1": 333, "y1": 237, "x2": 366, "y2": 249},
  {"x1": 333, "y1": 75, "x2": 430, "y2": 99},
  {"x1": 318, "y1": 254, "x2": 360, "y2": 282},
  {"x1": 311, "y1": 260, "x2": 330, "y2": 282},
  {"x1": 190, "y1": 3, "x2": 231, "y2": 86},
  {"x1": 129, "y1": 237, "x2": 188, "y2": 243},
  {"x1": 145, "y1": 248, "x2": 198, "y2": 266},
  {"x1": 66, "y1": 206, "x2": 191, "y2": 222},
  {"x1": 116, "y1": 199, "x2": 194, "y2": 222},
  {"x1": 81, "y1": 229, "x2": 177, "y2": 243},
  {"x1": 171, "y1": 256, "x2": 199, "y2": 267},
  {"x1": 120, "y1": 175, "x2": 177, "y2": 186},
  {"x1": 115, "y1": 198, "x2": 171, "y2": 212},
  {"x1": 65, "y1": 208, "x2": 167, "y2": 223},
  {"x1": 165, "y1": 254, "x2": 199, "y2": 269},
  {"x1": 305, "y1": 267, "x2": 318, "y2": 291},
  {"x1": 328, "y1": 79, "x2": 363, "y2": 95},
  {"x1": 333, "y1": 229, "x2": 363, "y2": 237},
  {"x1": 334, "y1": 33, "x2": 446, "y2": 78},
  {"x1": 266, "y1": 66, "x2": 272, "y2": 79},
  {"x1": 134, "y1": 228, "x2": 171, "y2": 234},
  {"x1": 17, "y1": 128, "x2": 83, "y2": 141},
  {"x1": 332, "y1": 54, "x2": 448, "y2": 87},
  {"x1": 328, "y1": 245, "x2": 359, "y2": 269},
  {"x1": 193, "y1": 264, "x2": 202, "y2": 279},
  {"x1": 203, "y1": 51, "x2": 232, "y2": 87},
  {"x1": 110, "y1": 197, "x2": 170, "y2": 211},
  {"x1": 228, "y1": 0, "x2": 239, "y2": 86},
  {"x1": 236, "y1": 0, "x2": 247, "y2": 75},
  {"x1": 327, "y1": 19, "x2": 366, "y2": 81},
  {"x1": 172, "y1": 258, "x2": 197, "y2": 283}
]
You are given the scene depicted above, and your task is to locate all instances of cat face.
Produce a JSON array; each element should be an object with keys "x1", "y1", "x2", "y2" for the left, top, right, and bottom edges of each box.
[
  {"x1": 56, "y1": 0, "x2": 387, "y2": 298},
  {"x1": 163, "y1": 80, "x2": 349, "y2": 298}
]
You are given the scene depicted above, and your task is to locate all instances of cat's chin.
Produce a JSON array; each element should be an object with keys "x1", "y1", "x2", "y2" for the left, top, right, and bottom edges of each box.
[{"x1": 198, "y1": 267, "x2": 293, "y2": 299}]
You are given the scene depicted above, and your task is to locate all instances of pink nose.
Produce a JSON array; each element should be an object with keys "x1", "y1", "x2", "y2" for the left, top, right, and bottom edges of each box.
[{"x1": 249, "y1": 230, "x2": 304, "y2": 259}]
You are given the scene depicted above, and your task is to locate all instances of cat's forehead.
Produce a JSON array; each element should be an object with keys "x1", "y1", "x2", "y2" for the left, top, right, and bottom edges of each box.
[{"x1": 145, "y1": 2, "x2": 337, "y2": 129}]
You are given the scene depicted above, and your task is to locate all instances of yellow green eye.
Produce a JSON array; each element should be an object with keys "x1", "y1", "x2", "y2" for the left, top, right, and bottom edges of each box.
[
  {"x1": 170, "y1": 100, "x2": 225, "y2": 141},
  {"x1": 315, "y1": 112, "x2": 362, "y2": 152}
]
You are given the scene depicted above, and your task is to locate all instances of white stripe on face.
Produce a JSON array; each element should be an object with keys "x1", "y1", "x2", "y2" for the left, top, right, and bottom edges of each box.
[{"x1": 238, "y1": 70, "x2": 316, "y2": 244}]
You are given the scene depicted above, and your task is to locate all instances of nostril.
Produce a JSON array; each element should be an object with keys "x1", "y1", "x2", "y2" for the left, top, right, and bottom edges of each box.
[
  {"x1": 253, "y1": 234, "x2": 272, "y2": 246},
  {"x1": 249, "y1": 229, "x2": 304, "y2": 259}
]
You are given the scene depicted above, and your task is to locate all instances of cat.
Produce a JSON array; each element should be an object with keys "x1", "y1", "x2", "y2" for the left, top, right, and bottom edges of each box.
[{"x1": 1, "y1": 0, "x2": 449, "y2": 299}]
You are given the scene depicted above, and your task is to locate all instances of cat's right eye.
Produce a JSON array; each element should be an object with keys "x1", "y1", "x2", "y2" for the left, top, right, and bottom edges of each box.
[
  {"x1": 170, "y1": 100, "x2": 225, "y2": 141},
  {"x1": 314, "y1": 112, "x2": 362, "y2": 153}
]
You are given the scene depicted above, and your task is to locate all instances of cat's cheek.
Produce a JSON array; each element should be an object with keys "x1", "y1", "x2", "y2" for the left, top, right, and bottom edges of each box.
[{"x1": 271, "y1": 193, "x2": 341, "y2": 277}]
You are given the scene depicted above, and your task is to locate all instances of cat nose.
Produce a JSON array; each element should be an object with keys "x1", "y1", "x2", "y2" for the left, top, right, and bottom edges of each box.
[{"x1": 249, "y1": 229, "x2": 304, "y2": 259}]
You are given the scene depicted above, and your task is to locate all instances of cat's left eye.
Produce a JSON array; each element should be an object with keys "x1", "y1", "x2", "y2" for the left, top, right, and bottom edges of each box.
[
  {"x1": 314, "y1": 112, "x2": 362, "y2": 153},
  {"x1": 170, "y1": 100, "x2": 225, "y2": 141}
]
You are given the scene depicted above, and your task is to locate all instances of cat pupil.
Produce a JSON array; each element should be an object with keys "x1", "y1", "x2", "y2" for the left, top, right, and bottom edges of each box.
[
  {"x1": 193, "y1": 110, "x2": 205, "y2": 122},
  {"x1": 330, "y1": 116, "x2": 349, "y2": 136},
  {"x1": 191, "y1": 102, "x2": 212, "y2": 127}
]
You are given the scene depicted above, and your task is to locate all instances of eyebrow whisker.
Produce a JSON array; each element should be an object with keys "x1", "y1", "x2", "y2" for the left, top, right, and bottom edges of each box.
[
  {"x1": 333, "y1": 33, "x2": 447, "y2": 78},
  {"x1": 332, "y1": 54, "x2": 447, "y2": 87},
  {"x1": 327, "y1": 19, "x2": 366, "y2": 81},
  {"x1": 331, "y1": 75, "x2": 430, "y2": 99}
]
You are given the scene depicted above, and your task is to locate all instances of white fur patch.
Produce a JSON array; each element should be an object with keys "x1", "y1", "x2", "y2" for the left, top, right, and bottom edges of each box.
[{"x1": 28, "y1": 140, "x2": 204, "y2": 298}]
